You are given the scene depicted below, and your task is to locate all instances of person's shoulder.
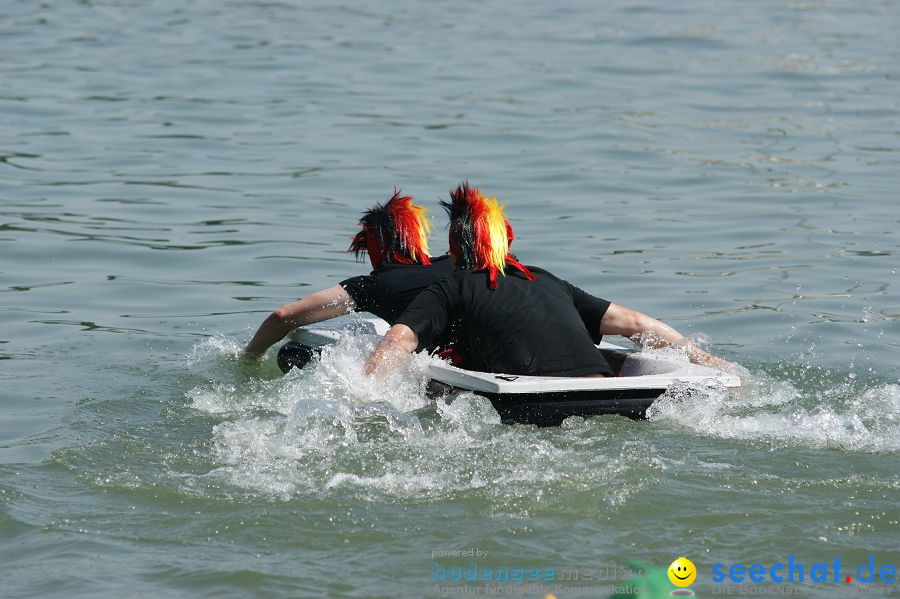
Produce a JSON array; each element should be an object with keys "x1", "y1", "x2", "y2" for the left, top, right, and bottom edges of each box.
[
  {"x1": 521, "y1": 264, "x2": 558, "y2": 281},
  {"x1": 340, "y1": 272, "x2": 379, "y2": 307},
  {"x1": 523, "y1": 264, "x2": 551, "y2": 276},
  {"x1": 340, "y1": 272, "x2": 375, "y2": 286},
  {"x1": 520, "y1": 265, "x2": 575, "y2": 292}
]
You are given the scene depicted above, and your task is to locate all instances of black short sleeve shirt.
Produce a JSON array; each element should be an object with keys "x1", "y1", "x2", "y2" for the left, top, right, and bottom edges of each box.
[
  {"x1": 339, "y1": 255, "x2": 452, "y2": 324},
  {"x1": 396, "y1": 266, "x2": 613, "y2": 377}
]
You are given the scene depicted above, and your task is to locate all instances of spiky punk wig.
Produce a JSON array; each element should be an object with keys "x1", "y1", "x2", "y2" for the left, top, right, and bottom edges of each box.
[
  {"x1": 349, "y1": 190, "x2": 432, "y2": 268},
  {"x1": 442, "y1": 182, "x2": 533, "y2": 289}
]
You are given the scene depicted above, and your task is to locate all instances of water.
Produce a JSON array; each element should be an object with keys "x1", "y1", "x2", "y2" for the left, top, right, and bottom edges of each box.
[{"x1": 1, "y1": 0, "x2": 898, "y2": 596}]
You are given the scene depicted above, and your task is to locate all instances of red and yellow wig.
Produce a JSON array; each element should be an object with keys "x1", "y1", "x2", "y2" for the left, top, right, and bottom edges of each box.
[
  {"x1": 349, "y1": 190, "x2": 432, "y2": 268},
  {"x1": 442, "y1": 182, "x2": 533, "y2": 289}
]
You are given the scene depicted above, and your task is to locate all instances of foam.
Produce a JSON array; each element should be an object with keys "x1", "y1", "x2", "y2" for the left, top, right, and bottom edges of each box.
[
  {"x1": 647, "y1": 375, "x2": 900, "y2": 452},
  {"x1": 186, "y1": 333, "x2": 244, "y2": 366},
  {"x1": 184, "y1": 333, "x2": 899, "y2": 505},
  {"x1": 184, "y1": 334, "x2": 648, "y2": 505}
]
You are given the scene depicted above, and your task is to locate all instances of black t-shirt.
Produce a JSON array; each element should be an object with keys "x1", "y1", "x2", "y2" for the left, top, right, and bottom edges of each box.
[
  {"x1": 340, "y1": 255, "x2": 453, "y2": 324},
  {"x1": 396, "y1": 266, "x2": 613, "y2": 377}
]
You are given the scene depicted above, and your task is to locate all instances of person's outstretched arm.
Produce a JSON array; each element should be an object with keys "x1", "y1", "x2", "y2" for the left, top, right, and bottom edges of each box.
[
  {"x1": 599, "y1": 303, "x2": 734, "y2": 372},
  {"x1": 363, "y1": 324, "x2": 419, "y2": 377},
  {"x1": 243, "y1": 284, "x2": 355, "y2": 358}
]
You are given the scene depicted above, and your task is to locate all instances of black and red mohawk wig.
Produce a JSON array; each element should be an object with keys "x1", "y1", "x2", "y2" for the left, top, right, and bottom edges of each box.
[
  {"x1": 441, "y1": 182, "x2": 533, "y2": 289},
  {"x1": 349, "y1": 190, "x2": 432, "y2": 268}
]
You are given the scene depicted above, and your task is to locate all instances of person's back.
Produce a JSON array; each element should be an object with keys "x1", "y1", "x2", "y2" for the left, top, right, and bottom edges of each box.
[{"x1": 399, "y1": 265, "x2": 612, "y2": 376}]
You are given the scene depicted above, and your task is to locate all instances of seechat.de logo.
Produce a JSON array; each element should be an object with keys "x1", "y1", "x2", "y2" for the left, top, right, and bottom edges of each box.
[{"x1": 711, "y1": 554, "x2": 896, "y2": 585}]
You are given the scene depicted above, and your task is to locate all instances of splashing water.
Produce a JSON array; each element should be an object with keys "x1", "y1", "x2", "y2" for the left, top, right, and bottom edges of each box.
[
  {"x1": 186, "y1": 334, "x2": 443, "y2": 499},
  {"x1": 182, "y1": 333, "x2": 669, "y2": 506},
  {"x1": 647, "y1": 371, "x2": 900, "y2": 453},
  {"x1": 186, "y1": 332, "x2": 244, "y2": 367},
  {"x1": 183, "y1": 334, "x2": 900, "y2": 507}
]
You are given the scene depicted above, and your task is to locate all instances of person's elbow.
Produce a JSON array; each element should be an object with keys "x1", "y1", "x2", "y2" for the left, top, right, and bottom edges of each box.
[
  {"x1": 259, "y1": 306, "x2": 297, "y2": 338},
  {"x1": 270, "y1": 306, "x2": 292, "y2": 325}
]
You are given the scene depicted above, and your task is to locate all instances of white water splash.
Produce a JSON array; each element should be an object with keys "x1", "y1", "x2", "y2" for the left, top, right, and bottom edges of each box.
[
  {"x1": 183, "y1": 333, "x2": 654, "y2": 504},
  {"x1": 647, "y1": 375, "x2": 900, "y2": 452},
  {"x1": 184, "y1": 333, "x2": 899, "y2": 506},
  {"x1": 186, "y1": 333, "x2": 443, "y2": 498},
  {"x1": 185, "y1": 332, "x2": 243, "y2": 367}
]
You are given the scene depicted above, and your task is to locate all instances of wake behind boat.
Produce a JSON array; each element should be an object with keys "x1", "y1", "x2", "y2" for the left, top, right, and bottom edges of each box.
[{"x1": 285, "y1": 315, "x2": 741, "y2": 426}]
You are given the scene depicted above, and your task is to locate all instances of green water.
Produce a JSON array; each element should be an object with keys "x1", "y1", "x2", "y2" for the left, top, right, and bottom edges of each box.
[{"x1": 1, "y1": 0, "x2": 898, "y2": 597}]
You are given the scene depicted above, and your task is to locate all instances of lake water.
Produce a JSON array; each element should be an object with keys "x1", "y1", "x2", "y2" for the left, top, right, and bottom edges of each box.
[{"x1": 1, "y1": 0, "x2": 898, "y2": 597}]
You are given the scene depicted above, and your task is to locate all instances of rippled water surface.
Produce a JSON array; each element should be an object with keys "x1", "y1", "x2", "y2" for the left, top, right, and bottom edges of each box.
[{"x1": 1, "y1": 0, "x2": 898, "y2": 597}]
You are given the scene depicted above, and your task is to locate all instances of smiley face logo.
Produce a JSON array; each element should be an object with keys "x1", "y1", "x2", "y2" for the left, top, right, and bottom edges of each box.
[{"x1": 668, "y1": 557, "x2": 697, "y2": 587}]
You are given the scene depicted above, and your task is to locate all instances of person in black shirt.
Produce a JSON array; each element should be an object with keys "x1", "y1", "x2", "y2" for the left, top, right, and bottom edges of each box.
[
  {"x1": 398, "y1": 264, "x2": 614, "y2": 376},
  {"x1": 364, "y1": 183, "x2": 736, "y2": 377},
  {"x1": 243, "y1": 191, "x2": 451, "y2": 359}
]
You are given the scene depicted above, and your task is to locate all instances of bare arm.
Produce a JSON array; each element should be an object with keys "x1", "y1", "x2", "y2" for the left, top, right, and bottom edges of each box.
[
  {"x1": 363, "y1": 324, "x2": 418, "y2": 377},
  {"x1": 599, "y1": 303, "x2": 734, "y2": 372},
  {"x1": 242, "y1": 284, "x2": 355, "y2": 358}
]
